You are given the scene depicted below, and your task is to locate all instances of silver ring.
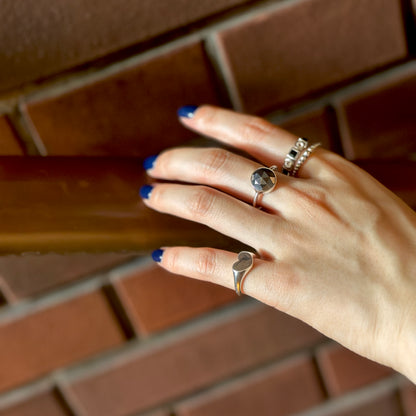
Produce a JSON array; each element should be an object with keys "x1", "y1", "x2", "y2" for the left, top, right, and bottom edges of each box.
[
  {"x1": 250, "y1": 165, "x2": 278, "y2": 207},
  {"x1": 233, "y1": 251, "x2": 255, "y2": 296},
  {"x1": 292, "y1": 143, "x2": 321, "y2": 177},
  {"x1": 282, "y1": 137, "x2": 309, "y2": 176}
]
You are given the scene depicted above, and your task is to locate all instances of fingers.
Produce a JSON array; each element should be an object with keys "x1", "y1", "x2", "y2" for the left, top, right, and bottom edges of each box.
[
  {"x1": 147, "y1": 146, "x2": 292, "y2": 210},
  {"x1": 179, "y1": 105, "x2": 329, "y2": 178},
  {"x1": 142, "y1": 183, "x2": 279, "y2": 251},
  {"x1": 158, "y1": 246, "x2": 299, "y2": 312}
]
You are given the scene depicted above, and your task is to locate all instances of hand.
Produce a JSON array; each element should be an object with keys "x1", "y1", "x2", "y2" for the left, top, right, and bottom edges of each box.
[{"x1": 141, "y1": 105, "x2": 416, "y2": 383}]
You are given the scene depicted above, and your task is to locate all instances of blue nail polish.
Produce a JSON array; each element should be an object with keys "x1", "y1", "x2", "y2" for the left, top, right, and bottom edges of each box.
[
  {"x1": 140, "y1": 184, "x2": 153, "y2": 199},
  {"x1": 152, "y1": 249, "x2": 164, "y2": 263},
  {"x1": 177, "y1": 105, "x2": 198, "y2": 119},
  {"x1": 143, "y1": 155, "x2": 158, "y2": 171}
]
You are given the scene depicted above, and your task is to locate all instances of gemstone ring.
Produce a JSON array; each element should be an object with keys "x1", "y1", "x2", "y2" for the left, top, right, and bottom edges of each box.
[{"x1": 250, "y1": 165, "x2": 278, "y2": 208}]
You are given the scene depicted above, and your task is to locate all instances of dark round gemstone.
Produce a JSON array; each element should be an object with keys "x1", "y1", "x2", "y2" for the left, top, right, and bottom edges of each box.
[{"x1": 250, "y1": 167, "x2": 277, "y2": 192}]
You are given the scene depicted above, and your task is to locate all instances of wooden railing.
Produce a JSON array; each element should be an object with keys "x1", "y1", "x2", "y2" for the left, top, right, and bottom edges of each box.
[{"x1": 0, "y1": 157, "x2": 414, "y2": 254}]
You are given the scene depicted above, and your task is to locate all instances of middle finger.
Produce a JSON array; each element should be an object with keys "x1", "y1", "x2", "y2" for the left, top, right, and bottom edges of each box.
[{"x1": 146, "y1": 147, "x2": 293, "y2": 211}]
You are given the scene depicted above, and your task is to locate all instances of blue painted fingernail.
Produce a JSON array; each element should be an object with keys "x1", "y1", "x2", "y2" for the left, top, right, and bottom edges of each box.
[
  {"x1": 152, "y1": 249, "x2": 164, "y2": 263},
  {"x1": 143, "y1": 155, "x2": 158, "y2": 171},
  {"x1": 177, "y1": 105, "x2": 198, "y2": 119},
  {"x1": 139, "y1": 184, "x2": 153, "y2": 200}
]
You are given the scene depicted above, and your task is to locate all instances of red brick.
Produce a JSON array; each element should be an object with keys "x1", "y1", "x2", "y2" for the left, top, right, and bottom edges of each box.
[
  {"x1": 23, "y1": 42, "x2": 220, "y2": 156},
  {"x1": 336, "y1": 65, "x2": 416, "y2": 159},
  {"x1": 175, "y1": 355, "x2": 324, "y2": 416},
  {"x1": 68, "y1": 304, "x2": 323, "y2": 416},
  {"x1": 0, "y1": 116, "x2": 24, "y2": 155},
  {"x1": 317, "y1": 344, "x2": 393, "y2": 396},
  {"x1": 0, "y1": 253, "x2": 134, "y2": 299},
  {"x1": 115, "y1": 264, "x2": 238, "y2": 334},
  {"x1": 215, "y1": 0, "x2": 407, "y2": 113},
  {"x1": 0, "y1": 390, "x2": 71, "y2": 416},
  {"x1": 0, "y1": 290, "x2": 126, "y2": 392},
  {"x1": 0, "y1": 0, "x2": 250, "y2": 92},
  {"x1": 401, "y1": 383, "x2": 416, "y2": 416},
  {"x1": 279, "y1": 107, "x2": 342, "y2": 153}
]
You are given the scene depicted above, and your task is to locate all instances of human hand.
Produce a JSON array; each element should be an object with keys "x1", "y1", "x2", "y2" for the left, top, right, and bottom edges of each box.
[{"x1": 140, "y1": 105, "x2": 416, "y2": 383}]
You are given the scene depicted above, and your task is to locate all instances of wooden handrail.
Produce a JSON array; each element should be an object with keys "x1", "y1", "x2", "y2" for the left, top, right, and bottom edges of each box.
[{"x1": 0, "y1": 157, "x2": 414, "y2": 254}]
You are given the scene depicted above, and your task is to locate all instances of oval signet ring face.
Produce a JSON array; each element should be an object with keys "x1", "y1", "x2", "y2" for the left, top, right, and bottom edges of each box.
[{"x1": 233, "y1": 251, "x2": 255, "y2": 296}]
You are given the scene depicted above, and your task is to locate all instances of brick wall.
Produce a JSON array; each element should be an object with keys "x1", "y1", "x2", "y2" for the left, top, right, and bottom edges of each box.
[{"x1": 0, "y1": 0, "x2": 416, "y2": 415}]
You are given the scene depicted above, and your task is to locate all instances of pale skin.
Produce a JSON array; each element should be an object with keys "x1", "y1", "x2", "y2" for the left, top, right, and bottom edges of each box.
[{"x1": 142, "y1": 105, "x2": 416, "y2": 383}]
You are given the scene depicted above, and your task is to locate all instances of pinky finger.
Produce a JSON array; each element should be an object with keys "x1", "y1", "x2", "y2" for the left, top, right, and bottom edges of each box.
[{"x1": 153, "y1": 246, "x2": 299, "y2": 313}]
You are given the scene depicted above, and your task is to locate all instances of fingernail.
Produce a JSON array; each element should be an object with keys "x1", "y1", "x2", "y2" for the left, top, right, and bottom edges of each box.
[
  {"x1": 177, "y1": 105, "x2": 198, "y2": 119},
  {"x1": 139, "y1": 184, "x2": 153, "y2": 200},
  {"x1": 152, "y1": 249, "x2": 164, "y2": 263},
  {"x1": 143, "y1": 155, "x2": 158, "y2": 171}
]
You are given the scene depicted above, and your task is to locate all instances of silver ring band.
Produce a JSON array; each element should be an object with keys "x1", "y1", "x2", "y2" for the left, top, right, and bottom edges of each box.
[
  {"x1": 282, "y1": 137, "x2": 309, "y2": 176},
  {"x1": 292, "y1": 143, "x2": 321, "y2": 177},
  {"x1": 233, "y1": 251, "x2": 255, "y2": 296},
  {"x1": 250, "y1": 165, "x2": 278, "y2": 207}
]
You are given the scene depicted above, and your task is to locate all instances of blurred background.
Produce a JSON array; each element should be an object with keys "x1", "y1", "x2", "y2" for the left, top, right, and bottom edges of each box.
[{"x1": 0, "y1": 0, "x2": 416, "y2": 415}]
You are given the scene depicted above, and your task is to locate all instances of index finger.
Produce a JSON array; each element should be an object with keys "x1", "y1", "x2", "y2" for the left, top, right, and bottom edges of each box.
[{"x1": 179, "y1": 105, "x2": 330, "y2": 179}]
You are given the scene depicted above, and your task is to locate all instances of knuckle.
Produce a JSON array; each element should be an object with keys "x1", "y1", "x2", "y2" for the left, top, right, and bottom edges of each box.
[
  {"x1": 318, "y1": 153, "x2": 353, "y2": 182},
  {"x1": 238, "y1": 117, "x2": 275, "y2": 145},
  {"x1": 196, "y1": 105, "x2": 218, "y2": 127},
  {"x1": 195, "y1": 248, "x2": 218, "y2": 277},
  {"x1": 187, "y1": 187, "x2": 217, "y2": 220},
  {"x1": 200, "y1": 148, "x2": 230, "y2": 178}
]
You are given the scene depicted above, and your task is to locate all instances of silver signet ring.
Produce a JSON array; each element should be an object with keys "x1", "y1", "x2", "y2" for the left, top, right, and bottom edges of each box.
[{"x1": 233, "y1": 251, "x2": 255, "y2": 296}]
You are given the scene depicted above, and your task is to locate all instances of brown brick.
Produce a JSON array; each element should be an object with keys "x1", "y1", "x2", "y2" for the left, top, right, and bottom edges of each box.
[
  {"x1": 317, "y1": 344, "x2": 393, "y2": 396},
  {"x1": 137, "y1": 411, "x2": 170, "y2": 416},
  {"x1": 0, "y1": 0, "x2": 250, "y2": 92},
  {"x1": 23, "y1": 42, "x2": 220, "y2": 156},
  {"x1": 215, "y1": 0, "x2": 407, "y2": 113},
  {"x1": 68, "y1": 304, "x2": 323, "y2": 416},
  {"x1": 0, "y1": 253, "x2": 134, "y2": 299},
  {"x1": 0, "y1": 277, "x2": 14, "y2": 305},
  {"x1": 336, "y1": 65, "x2": 416, "y2": 159},
  {"x1": 401, "y1": 383, "x2": 416, "y2": 416},
  {"x1": 175, "y1": 355, "x2": 325, "y2": 416},
  {"x1": 0, "y1": 390, "x2": 71, "y2": 416},
  {"x1": 0, "y1": 290, "x2": 126, "y2": 392},
  {"x1": 313, "y1": 390, "x2": 402, "y2": 416},
  {"x1": 279, "y1": 107, "x2": 342, "y2": 153},
  {"x1": 0, "y1": 116, "x2": 24, "y2": 155},
  {"x1": 115, "y1": 264, "x2": 238, "y2": 334},
  {"x1": 0, "y1": 282, "x2": 8, "y2": 308}
]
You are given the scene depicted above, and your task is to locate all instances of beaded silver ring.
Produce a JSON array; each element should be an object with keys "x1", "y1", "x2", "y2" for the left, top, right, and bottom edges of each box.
[
  {"x1": 282, "y1": 137, "x2": 309, "y2": 176},
  {"x1": 292, "y1": 143, "x2": 322, "y2": 177}
]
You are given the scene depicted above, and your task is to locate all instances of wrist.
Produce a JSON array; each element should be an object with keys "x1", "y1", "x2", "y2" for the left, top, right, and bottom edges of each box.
[{"x1": 397, "y1": 304, "x2": 416, "y2": 383}]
